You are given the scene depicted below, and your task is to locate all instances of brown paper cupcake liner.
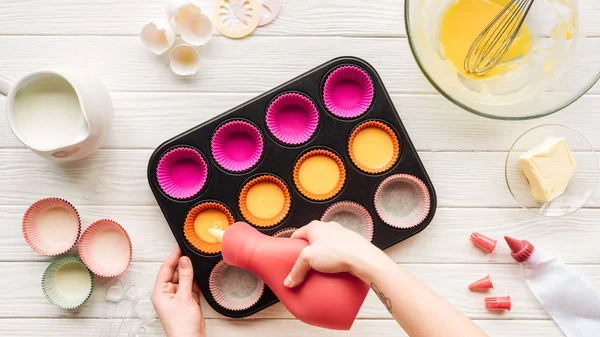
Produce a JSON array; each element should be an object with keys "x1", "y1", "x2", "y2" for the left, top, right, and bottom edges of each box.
[
  {"x1": 22, "y1": 197, "x2": 81, "y2": 256},
  {"x1": 348, "y1": 121, "x2": 400, "y2": 174},
  {"x1": 374, "y1": 174, "x2": 431, "y2": 229},
  {"x1": 184, "y1": 202, "x2": 235, "y2": 254},
  {"x1": 273, "y1": 227, "x2": 298, "y2": 238},
  {"x1": 321, "y1": 201, "x2": 374, "y2": 241},
  {"x1": 293, "y1": 149, "x2": 346, "y2": 201},
  {"x1": 209, "y1": 260, "x2": 264, "y2": 311},
  {"x1": 239, "y1": 175, "x2": 291, "y2": 228},
  {"x1": 79, "y1": 219, "x2": 132, "y2": 277}
]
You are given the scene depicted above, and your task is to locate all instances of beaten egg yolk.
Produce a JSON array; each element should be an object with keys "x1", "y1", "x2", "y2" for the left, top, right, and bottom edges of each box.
[{"x1": 439, "y1": 0, "x2": 533, "y2": 77}]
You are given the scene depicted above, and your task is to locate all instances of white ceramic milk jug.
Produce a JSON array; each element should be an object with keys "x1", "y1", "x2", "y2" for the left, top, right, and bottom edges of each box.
[{"x1": 0, "y1": 66, "x2": 113, "y2": 162}]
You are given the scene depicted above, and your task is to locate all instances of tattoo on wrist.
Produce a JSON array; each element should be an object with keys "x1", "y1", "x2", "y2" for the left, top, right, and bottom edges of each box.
[{"x1": 371, "y1": 283, "x2": 392, "y2": 314}]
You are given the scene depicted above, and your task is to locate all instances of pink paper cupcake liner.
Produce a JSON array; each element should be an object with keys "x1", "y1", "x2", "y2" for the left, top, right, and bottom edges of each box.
[
  {"x1": 321, "y1": 201, "x2": 374, "y2": 241},
  {"x1": 209, "y1": 260, "x2": 265, "y2": 311},
  {"x1": 374, "y1": 174, "x2": 431, "y2": 229},
  {"x1": 79, "y1": 219, "x2": 132, "y2": 277},
  {"x1": 22, "y1": 198, "x2": 81, "y2": 256},
  {"x1": 156, "y1": 147, "x2": 208, "y2": 200},
  {"x1": 266, "y1": 92, "x2": 319, "y2": 145},
  {"x1": 323, "y1": 65, "x2": 374, "y2": 119},
  {"x1": 211, "y1": 120, "x2": 264, "y2": 172},
  {"x1": 273, "y1": 227, "x2": 298, "y2": 238}
]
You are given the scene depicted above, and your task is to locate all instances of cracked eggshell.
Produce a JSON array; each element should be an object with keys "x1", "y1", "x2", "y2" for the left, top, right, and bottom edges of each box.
[
  {"x1": 141, "y1": 18, "x2": 176, "y2": 55},
  {"x1": 169, "y1": 44, "x2": 200, "y2": 76},
  {"x1": 166, "y1": 0, "x2": 202, "y2": 26},
  {"x1": 180, "y1": 13, "x2": 213, "y2": 46}
]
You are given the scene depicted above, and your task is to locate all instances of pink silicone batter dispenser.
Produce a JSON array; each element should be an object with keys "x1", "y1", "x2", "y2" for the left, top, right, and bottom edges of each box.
[{"x1": 210, "y1": 222, "x2": 370, "y2": 330}]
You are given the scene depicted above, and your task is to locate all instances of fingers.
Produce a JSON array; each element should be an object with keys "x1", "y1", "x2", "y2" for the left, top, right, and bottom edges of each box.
[
  {"x1": 175, "y1": 256, "x2": 195, "y2": 299},
  {"x1": 155, "y1": 247, "x2": 182, "y2": 287},
  {"x1": 291, "y1": 220, "x2": 320, "y2": 241},
  {"x1": 284, "y1": 246, "x2": 316, "y2": 288}
]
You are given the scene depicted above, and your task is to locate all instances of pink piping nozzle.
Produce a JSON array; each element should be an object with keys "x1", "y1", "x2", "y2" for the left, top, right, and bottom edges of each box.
[
  {"x1": 468, "y1": 275, "x2": 494, "y2": 291},
  {"x1": 470, "y1": 232, "x2": 497, "y2": 254},
  {"x1": 485, "y1": 296, "x2": 511, "y2": 311}
]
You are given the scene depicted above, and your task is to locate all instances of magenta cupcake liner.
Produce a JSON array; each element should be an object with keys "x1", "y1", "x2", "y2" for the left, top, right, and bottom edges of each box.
[
  {"x1": 22, "y1": 198, "x2": 81, "y2": 256},
  {"x1": 157, "y1": 147, "x2": 208, "y2": 200},
  {"x1": 374, "y1": 174, "x2": 431, "y2": 229},
  {"x1": 321, "y1": 201, "x2": 374, "y2": 241},
  {"x1": 273, "y1": 227, "x2": 298, "y2": 238},
  {"x1": 323, "y1": 65, "x2": 374, "y2": 119},
  {"x1": 266, "y1": 92, "x2": 319, "y2": 145},
  {"x1": 79, "y1": 219, "x2": 132, "y2": 278},
  {"x1": 209, "y1": 260, "x2": 264, "y2": 311},
  {"x1": 211, "y1": 120, "x2": 264, "y2": 172}
]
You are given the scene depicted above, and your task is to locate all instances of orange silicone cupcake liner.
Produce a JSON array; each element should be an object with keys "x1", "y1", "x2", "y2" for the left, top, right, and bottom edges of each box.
[
  {"x1": 239, "y1": 175, "x2": 291, "y2": 228},
  {"x1": 348, "y1": 121, "x2": 400, "y2": 174},
  {"x1": 293, "y1": 149, "x2": 346, "y2": 201},
  {"x1": 184, "y1": 202, "x2": 235, "y2": 254}
]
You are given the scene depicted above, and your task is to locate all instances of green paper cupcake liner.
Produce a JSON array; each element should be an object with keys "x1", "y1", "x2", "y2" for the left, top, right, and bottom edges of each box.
[{"x1": 42, "y1": 256, "x2": 94, "y2": 310}]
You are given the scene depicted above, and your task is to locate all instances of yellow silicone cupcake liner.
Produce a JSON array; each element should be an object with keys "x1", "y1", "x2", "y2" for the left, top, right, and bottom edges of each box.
[
  {"x1": 184, "y1": 202, "x2": 235, "y2": 254},
  {"x1": 239, "y1": 175, "x2": 291, "y2": 228},
  {"x1": 348, "y1": 121, "x2": 400, "y2": 174},
  {"x1": 293, "y1": 149, "x2": 346, "y2": 201}
]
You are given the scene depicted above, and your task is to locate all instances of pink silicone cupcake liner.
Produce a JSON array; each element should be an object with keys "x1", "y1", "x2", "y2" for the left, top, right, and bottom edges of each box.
[
  {"x1": 79, "y1": 219, "x2": 132, "y2": 277},
  {"x1": 211, "y1": 120, "x2": 264, "y2": 172},
  {"x1": 273, "y1": 227, "x2": 298, "y2": 238},
  {"x1": 22, "y1": 198, "x2": 81, "y2": 256},
  {"x1": 374, "y1": 174, "x2": 431, "y2": 229},
  {"x1": 209, "y1": 260, "x2": 265, "y2": 311},
  {"x1": 321, "y1": 201, "x2": 374, "y2": 242},
  {"x1": 156, "y1": 147, "x2": 208, "y2": 200},
  {"x1": 266, "y1": 92, "x2": 319, "y2": 145},
  {"x1": 323, "y1": 65, "x2": 374, "y2": 119}
]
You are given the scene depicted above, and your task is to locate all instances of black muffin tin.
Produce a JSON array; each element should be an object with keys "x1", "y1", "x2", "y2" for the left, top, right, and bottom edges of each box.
[{"x1": 147, "y1": 56, "x2": 437, "y2": 318}]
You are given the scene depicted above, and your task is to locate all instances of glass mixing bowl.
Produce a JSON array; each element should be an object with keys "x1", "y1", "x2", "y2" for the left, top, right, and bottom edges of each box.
[{"x1": 405, "y1": 0, "x2": 600, "y2": 120}]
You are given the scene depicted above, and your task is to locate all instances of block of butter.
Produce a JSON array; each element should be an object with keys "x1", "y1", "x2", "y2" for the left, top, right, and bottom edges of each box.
[{"x1": 518, "y1": 136, "x2": 576, "y2": 203}]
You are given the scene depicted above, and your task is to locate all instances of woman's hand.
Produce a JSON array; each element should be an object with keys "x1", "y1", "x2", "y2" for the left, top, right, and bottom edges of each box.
[
  {"x1": 284, "y1": 221, "x2": 388, "y2": 288},
  {"x1": 152, "y1": 247, "x2": 206, "y2": 337}
]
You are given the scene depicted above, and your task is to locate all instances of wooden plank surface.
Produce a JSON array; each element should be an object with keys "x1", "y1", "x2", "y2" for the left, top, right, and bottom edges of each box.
[
  {"x1": 1, "y1": 93, "x2": 599, "y2": 151},
  {"x1": 3, "y1": 206, "x2": 600, "y2": 264},
  {"x1": 0, "y1": 318, "x2": 570, "y2": 337},
  {"x1": 0, "y1": 37, "x2": 598, "y2": 95},
  {"x1": 2, "y1": 262, "x2": 599, "y2": 320},
  {"x1": 0, "y1": 149, "x2": 598, "y2": 208}
]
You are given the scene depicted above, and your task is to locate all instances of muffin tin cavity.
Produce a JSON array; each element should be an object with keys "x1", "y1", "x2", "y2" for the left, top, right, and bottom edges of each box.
[
  {"x1": 209, "y1": 260, "x2": 265, "y2": 311},
  {"x1": 348, "y1": 121, "x2": 400, "y2": 174},
  {"x1": 273, "y1": 227, "x2": 299, "y2": 238},
  {"x1": 148, "y1": 56, "x2": 437, "y2": 319},
  {"x1": 293, "y1": 149, "x2": 346, "y2": 201},
  {"x1": 374, "y1": 174, "x2": 431, "y2": 229},
  {"x1": 321, "y1": 201, "x2": 374, "y2": 242},
  {"x1": 323, "y1": 65, "x2": 374, "y2": 119},
  {"x1": 157, "y1": 147, "x2": 208, "y2": 200},
  {"x1": 239, "y1": 175, "x2": 291, "y2": 228},
  {"x1": 184, "y1": 202, "x2": 235, "y2": 255},
  {"x1": 266, "y1": 92, "x2": 319, "y2": 145},
  {"x1": 212, "y1": 120, "x2": 264, "y2": 173}
]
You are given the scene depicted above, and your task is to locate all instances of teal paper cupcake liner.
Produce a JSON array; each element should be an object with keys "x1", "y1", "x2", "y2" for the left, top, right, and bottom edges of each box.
[{"x1": 42, "y1": 256, "x2": 94, "y2": 310}]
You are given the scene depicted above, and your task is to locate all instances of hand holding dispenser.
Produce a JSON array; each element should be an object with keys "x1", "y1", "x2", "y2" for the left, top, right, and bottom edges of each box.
[{"x1": 209, "y1": 222, "x2": 369, "y2": 330}]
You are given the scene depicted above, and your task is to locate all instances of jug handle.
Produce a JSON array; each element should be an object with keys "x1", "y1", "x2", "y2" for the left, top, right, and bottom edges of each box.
[{"x1": 0, "y1": 73, "x2": 14, "y2": 97}]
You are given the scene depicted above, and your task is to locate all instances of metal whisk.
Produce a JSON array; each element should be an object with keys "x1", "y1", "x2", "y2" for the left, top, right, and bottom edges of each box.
[{"x1": 464, "y1": 0, "x2": 535, "y2": 76}]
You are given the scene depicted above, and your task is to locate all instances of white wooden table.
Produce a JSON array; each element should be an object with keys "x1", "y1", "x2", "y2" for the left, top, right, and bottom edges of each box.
[{"x1": 1, "y1": 1, "x2": 599, "y2": 336}]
